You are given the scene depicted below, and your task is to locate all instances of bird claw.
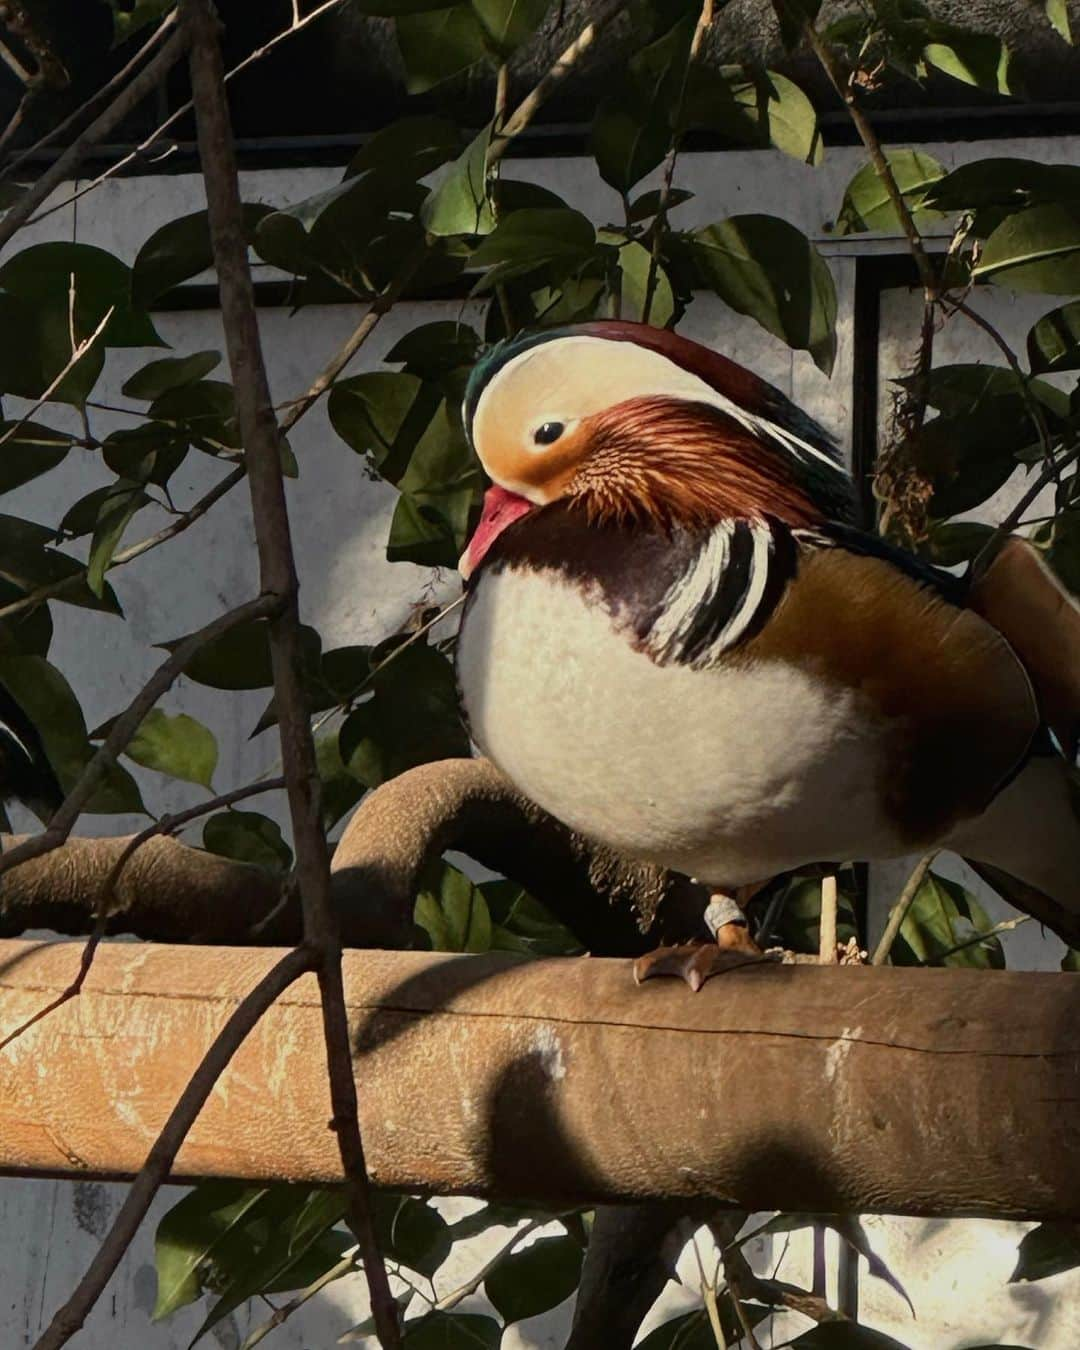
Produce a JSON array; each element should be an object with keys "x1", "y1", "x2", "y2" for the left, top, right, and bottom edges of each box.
[{"x1": 632, "y1": 939, "x2": 774, "y2": 992}]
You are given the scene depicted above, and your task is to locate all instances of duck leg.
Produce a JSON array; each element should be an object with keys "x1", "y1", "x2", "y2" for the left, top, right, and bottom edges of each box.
[{"x1": 633, "y1": 887, "x2": 773, "y2": 991}]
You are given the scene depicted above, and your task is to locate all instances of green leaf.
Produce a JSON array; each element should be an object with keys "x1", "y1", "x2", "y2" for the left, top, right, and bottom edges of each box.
[
  {"x1": 203, "y1": 810, "x2": 292, "y2": 872},
  {"x1": 834, "y1": 150, "x2": 945, "y2": 235},
  {"x1": 905, "y1": 400, "x2": 1031, "y2": 518},
  {"x1": 627, "y1": 188, "x2": 694, "y2": 223},
  {"x1": 687, "y1": 65, "x2": 822, "y2": 165},
  {"x1": 402, "y1": 1313, "x2": 502, "y2": 1348},
  {"x1": 316, "y1": 726, "x2": 367, "y2": 831},
  {"x1": 484, "y1": 879, "x2": 584, "y2": 956},
  {"x1": 387, "y1": 487, "x2": 475, "y2": 567},
  {"x1": 891, "y1": 870, "x2": 1005, "y2": 968},
  {"x1": 0, "y1": 422, "x2": 72, "y2": 494},
  {"x1": 153, "y1": 1183, "x2": 269, "y2": 1320},
  {"x1": 420, "y1": 123, "x2": 496, "y2": 237},
  {"x1": 789, "y1": 1326, "x2": 912, "y2": 1349},
  {"x1": 618, "y1": 240, "x2": 675, "y2": 326},
  {"x1": 0, "y1": 514, "x2": 121, "y2": 614},
  {"x1": 124, "y1": 708, "x2": 217, "y2": 788},
  {"x1": 0, "y1": 241, "x2": 162, "y2": 347},
  {"x1": 162, "y1": 618, "x2": 319, "y2": 691},
  {"x1": 973, "y1": 203, "x2": 1080, "y2": 294},
  {"x1": 122, "y1": 351, "x2": 222, "y2": 401},
  {"x1": 386, "y1": 321, "x2": 483, "y2": 378},
  {"x1": 345, "y1": 115, "x2": 462, "y2": 182},
  {"x1": 192, "y1": 1188, "x2": 349, "y2": 1343},
  {"x1": 338, "y1": 642, "x2": 469, "y2": 788},
  {"x1": 396, "y1": 6, "x2": 489, "y2": 94},
  {"x1": 0, "y1": 293, "x2": 105, "y2": 407},
  {"x1": 923, "y1": 520, "x2": 995, "y2": 566},
  {"x1": 1063, "y1": 946, "x2": 1080, "y2": 972},
  {"x1": 373, "y1": 1193, "x2": 452, "y2": 1276},
  {"x1": 485, "y1": 1234, "x2": 583, "y2": 1322},
  {"x1": 1028, "y1": 300, "x2": 1080, "y2": 373},
  {"x1": 110, "y1": 0, "x2": 174, "y2": 44},
  {"x1": 149, "y1": 379, "x2": 240, "y2": 454},
  {"x1": 132, "y1": 205, "x2": 273, "y2": 309},
  {"x1": 1046, "y1": 0, "x2": 1072, "y2": 42},
  {"x1": 86, "y1": 480, "x2": 150, "y2": 597},
  {"x1": 906, "y1": 363, "x2": 1068, "y2": 420},
  {"x1": 415, "y1": 861, "x2": 493, "y2": 953},
  {"x1": 691, "y1": 215, "x2": 837, "y2": 374},
  {"x1": 471, "y1": 0, "x2": 552, "y2": 56},
  {"x1": 923, "y1": 158, "x2": 1080, "y2": 218},
  {"x1": 328, "y1": 371, "x2": 439, "y2": 484},
  {"x1": 590, "y1": 14, "x2": 695, "y2": 192},
  {"x1": 1011, "y1": 1222, "x2": 1080, "y2": 1282},
  {"x1": 923, "y1": 28, "x2": 1012, "y2": 95},
  {"x1": 470, "y1": 207, "x2": 596, "y2": 289},
  {"x1": 0, "y1": 653, "x2": 143, "y2": 813},
  {"x1": 102, "y1": 422, "x2": 189, "y2": 487}
]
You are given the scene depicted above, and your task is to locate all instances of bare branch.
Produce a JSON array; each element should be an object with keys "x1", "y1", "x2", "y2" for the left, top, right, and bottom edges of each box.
[
  {"x1": 0, "y1": 28, "x2": 191, "y2": 251},
  {"x1": 30, "y1": 944, "x2": 316, "y2": 1350},
  {"x1": 184, "y1": 3, "x2": 399, "y2": 1343},
  {"x1": 871, "y1": 851, "x2": 935, "y2": 966},
  {"x1": 0, "y1": 10, "x2": 179, "y2": 183}
]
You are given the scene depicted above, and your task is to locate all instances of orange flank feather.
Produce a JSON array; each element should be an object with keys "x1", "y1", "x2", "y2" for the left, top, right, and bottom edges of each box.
[{"x1": 564, "y1": 396, "x2": 827, "y2": 531}]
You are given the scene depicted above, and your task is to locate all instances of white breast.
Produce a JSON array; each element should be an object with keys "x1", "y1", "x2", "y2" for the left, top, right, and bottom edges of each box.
[{"x1": 456, "y1": 566, "x2": 906, "y2": 886}]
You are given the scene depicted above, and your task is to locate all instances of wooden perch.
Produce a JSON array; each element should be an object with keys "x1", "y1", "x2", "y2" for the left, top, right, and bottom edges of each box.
[{"x1": 1, "y1": 938, "x2": 1077, "y2": 1219}]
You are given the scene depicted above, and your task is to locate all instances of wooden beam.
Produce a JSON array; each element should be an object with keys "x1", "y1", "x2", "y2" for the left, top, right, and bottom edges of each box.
[{"x1": 0, "y1": 939, "x2": 1076, "y2": 1218}]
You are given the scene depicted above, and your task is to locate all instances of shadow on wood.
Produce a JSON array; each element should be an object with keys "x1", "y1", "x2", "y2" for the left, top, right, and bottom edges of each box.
[{"x1": 0, "y1": 938, "x2": 1076, "y2": 1219}]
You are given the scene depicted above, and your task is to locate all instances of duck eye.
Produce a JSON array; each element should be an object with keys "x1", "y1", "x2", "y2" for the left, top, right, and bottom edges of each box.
[{"x1": 533, "y1": 421, "x2": 565, "y2": 446}]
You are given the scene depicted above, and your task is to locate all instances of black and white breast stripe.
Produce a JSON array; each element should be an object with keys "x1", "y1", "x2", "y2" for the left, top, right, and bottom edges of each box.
[{"x1": 642, "y1": 519, "x2": 797, "y2": 669}]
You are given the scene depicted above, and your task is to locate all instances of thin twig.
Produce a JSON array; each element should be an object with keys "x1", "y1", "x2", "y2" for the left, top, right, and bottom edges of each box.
[
  {"x1": 0, "y1": 305, "x2": 114, "y2": 449},
  {"x1": 0, "y1": 28, "x2": 190, "y2": 251},
  {"x1": 22, "y1": 0, "x2": 348, "y2": 231},
  {"x1": 691, "y1": 1234, "x2": 731, "y2": 1349},
  {"x1": 241, "y1": 1246, "x2": 360, "y2": 1349},
  {"x1": 488, "y1": 0, "x2": 627, "y2": 167},
  {"x1": 643, "y1": 0, "x2": 713, "y2": 323},
  {"x1": 0, "y1": 10, "x2": 179, "y2": 184},
  {"x1": 184, "y1": 4, "x2": 399, "y2": 1344},
  {"x1": 0, "y1": 591, "x2": 280, "y2": 880},
  {"x1": 871, "y1": 852, "x2": 935, "y2": 966},
  {"x1": 934, "y1": 913, "x2": 1031, "y2": 962},
  {"x1": 30, "y1": 944, "x2": 316, "y2": 1350},
  {"x1": 802, "y1": 21, "x2": 934, "y2": 294}
]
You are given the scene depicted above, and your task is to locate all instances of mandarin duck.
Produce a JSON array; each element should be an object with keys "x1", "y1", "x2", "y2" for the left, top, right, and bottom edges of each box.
[{"x1": 454, "y1": 320, "x2": 1080, "y2": 987}]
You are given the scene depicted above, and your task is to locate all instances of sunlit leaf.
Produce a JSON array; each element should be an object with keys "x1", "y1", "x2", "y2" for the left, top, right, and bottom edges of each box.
[
  {"x1": 890, "y1": 870, "x2": 1005, "y2": 968},
  {"x1": 153, "y1": 1183, "x2": 269, "y2": 1320},
  {"x1": 923, "y1": 28, "x2": 1012, "y2": 95},
  {"x1": 1028, "y1": 299, "x2": 1080, "y2": 373},
  {"x1": 415, "y1": 861, "x2": 493, "y2": 953},
  {"x1": 618, "y1": 239, "x2": 675, "y2": 326},
  {"x1": 124, "y1": 708, "x2": 217, "y2": 788},
  {"x1": 420, "y1": 123, "x2": 496, "y2": 236},
  {"x1": 835, "y1": 150, "x2": 945, "y2": 234},
  {"x1": 1046, "y1": 0, "x2": 1072, "y2": 42},
  {"x1": 973, "y1": 203, "x2": 1080, "y2": 293}
]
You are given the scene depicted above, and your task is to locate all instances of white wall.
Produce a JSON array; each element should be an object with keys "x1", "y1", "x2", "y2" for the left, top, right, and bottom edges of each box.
[{"x1": 0, "y1": 137, "x2": 1077, "y2": 1348}]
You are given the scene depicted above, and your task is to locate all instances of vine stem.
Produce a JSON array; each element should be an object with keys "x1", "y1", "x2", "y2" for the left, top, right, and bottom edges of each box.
[
  {"x1": 871, "y1": 852, "x2": 936, "y2": 966},
  {"x1": 184, "y1": 2, "x2": 400, "y2": 1343}
]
